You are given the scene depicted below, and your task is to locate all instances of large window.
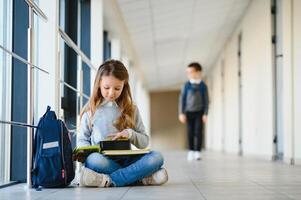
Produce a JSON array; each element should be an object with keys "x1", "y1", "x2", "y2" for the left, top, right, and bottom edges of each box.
[
  {"x1": 59, "y1": 0, "x2": 91, "y2": 147},
  {"x1": 61, "y1": 0, "x2": 79, "y2": 142},
  {"x1": 11, "y1": 0, "x2": 28, "y2": 182},
  {"x1": 0, "y1": 0, "x2": 92, "y2": 186}
]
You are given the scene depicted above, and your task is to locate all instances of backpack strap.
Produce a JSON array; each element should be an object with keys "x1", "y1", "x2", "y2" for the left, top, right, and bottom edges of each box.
[
  {"x1": 32, "y1": 106, "x2": 51, "y2": 163},
  {"x1": 32, "y1": 105, "x2": 52, "y2": 189},
  {"x1": 42, "y1": 106, "x2": 51, "y2": 119},
  {"x1": 181, "y1": 82, "x2": 190, "y2": 113},
  {"x1": 198, "y1": 82, "x2": 209, "y2": 114}
]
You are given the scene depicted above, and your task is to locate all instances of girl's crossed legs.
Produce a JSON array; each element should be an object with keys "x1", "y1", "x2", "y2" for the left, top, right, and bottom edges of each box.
[{"x1": 83, "y1": 150, "x2": 167, "y2": 187}]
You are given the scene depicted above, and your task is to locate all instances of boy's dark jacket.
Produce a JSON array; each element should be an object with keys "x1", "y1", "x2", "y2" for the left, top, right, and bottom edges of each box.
[{"x1": 180, "y1": 81, "x2": 209, "y2": 114}]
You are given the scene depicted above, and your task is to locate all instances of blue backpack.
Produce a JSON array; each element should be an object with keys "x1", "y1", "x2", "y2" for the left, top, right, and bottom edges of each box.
[{"x1": 31, "y1": 106, "x2": 75, "y2": 188}]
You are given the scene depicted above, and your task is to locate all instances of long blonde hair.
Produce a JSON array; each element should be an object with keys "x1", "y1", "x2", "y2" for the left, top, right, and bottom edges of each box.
[{"x1": 80, "y1": 59, "x2": 135, "y2": 130}]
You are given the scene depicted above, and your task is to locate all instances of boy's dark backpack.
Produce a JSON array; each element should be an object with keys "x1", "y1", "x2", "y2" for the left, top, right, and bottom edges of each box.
[{"x1": 31, "y1": 106, "x2": 75, "y2": 188}]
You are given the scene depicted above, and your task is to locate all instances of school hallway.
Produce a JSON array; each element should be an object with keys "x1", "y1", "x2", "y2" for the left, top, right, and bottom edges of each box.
[
  {"x1": 1, "y1": 150, "x2": 301, "y2": 200},
  {"x1": 1, "y1": 0, "x2": 301, "y2": 199}
]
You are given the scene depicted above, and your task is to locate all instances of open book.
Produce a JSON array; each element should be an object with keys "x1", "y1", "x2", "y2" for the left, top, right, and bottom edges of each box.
[
  {"x1": 73, "y1": 145, "x2": 150, "y2": 162},
  {"x1": 102, "y1": 149, "x2": 150, "y2": 156}
]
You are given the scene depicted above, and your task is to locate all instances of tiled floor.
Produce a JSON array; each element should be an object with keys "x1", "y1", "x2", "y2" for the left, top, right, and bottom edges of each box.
[{"x1": 1, "y1": 151, "x2": 301, "y2": 200}]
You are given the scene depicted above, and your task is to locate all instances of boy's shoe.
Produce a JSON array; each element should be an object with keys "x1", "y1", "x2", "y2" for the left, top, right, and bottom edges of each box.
[
  {"x1": 142, "y1": 168, "x2": 168, "y2": 186},
  {"x1": 80, "y1": 167, "x2": 111, "y2": 187},
  {"x1": 187, "y1": 150, "x2": 194, "y2": 161},
  {"x1": 194, "y1": 151, "x2": 202, "y2": 160}
]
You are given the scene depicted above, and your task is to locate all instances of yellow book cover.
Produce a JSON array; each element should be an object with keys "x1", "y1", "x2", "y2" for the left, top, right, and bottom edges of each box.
[
  {"x1": 73, "y1": 145, "x2": 101, "y2": 154},
  {"x1": 73, "y1": 145, "x2": 101, "y2": 162}
]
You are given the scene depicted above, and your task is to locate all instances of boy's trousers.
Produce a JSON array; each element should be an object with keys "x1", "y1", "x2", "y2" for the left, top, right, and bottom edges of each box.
[{"x1": 186, "y1": 111, "x2": 204, "y2": 151}]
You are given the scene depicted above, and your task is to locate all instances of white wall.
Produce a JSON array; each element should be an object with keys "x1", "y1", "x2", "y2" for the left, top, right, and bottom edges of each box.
[
  {"x1": 240, "y1": 0, "x2": 273, "y2": 157},
  {"x1": 223, "y1": 37, "x2": 240, "y2": 154},
  {"x1": 208, "y1": 0, "x2": 301, "y2": 164},
  {"x1": 281, "y1": 0, "x2": 301, "y2": 165},
  {"x1": 135, "y1": 81, "x2": 151, "y2": 136},
  {"x1": 207, "y1": 0, "x2": 274, "y2": 158},
  {"x1": 128, "y1": 66, "x2": 150, "y2": 137},
  {"x1": 292, "y1": 0, "x2": 301, "y2": 163},
  {"x1": 282, "y1": 0, "x2": 294, "y2": 163},
  {"x1": 207, "y1": 60, "x2": 223, "y2": 151}
]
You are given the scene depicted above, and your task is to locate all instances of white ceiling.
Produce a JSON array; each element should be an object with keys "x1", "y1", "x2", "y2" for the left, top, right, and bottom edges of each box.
[{"x1": 116, "y1": 0, "x2": 250, "y2": 91}]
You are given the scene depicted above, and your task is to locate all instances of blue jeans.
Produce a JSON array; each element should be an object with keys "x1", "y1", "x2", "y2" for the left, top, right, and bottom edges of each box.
[{"x1": 85, "y1": 151, "x2": 164, "y2": 186}]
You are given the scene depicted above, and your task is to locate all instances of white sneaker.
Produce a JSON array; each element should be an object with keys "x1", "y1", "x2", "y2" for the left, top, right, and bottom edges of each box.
[
  {"x1": 71, "y1": 162, "x2": 83, "y2": 186},
  {"x1": 187, "y1": 151, "x2": 194, "y2": 161},
  {"x1": 194, "y1": 151, "x2": 201, "y2": 160},
  {"x1": 142, "y1": 168, "x2": 168, "y2": 186},
  {"x1": 80, "y1": 167, "x2": 111, "y2": 187}
]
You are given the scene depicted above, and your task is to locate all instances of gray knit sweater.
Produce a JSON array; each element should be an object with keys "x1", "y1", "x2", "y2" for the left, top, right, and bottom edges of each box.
[{"x1": 77, "y1": 101, "x2": 149, "y2": 149}]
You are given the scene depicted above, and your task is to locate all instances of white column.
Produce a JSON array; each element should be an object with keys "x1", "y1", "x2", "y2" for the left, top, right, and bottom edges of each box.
[
  {"x1": 27, "y1": 6, "x2": 35, "y2": 188},
  {"x1": 282, "y1": 0, "x2": 294, "y2": 164},
  {"x1": 111, "y1": 38, "x2": 121, "y2": 60},
  {"x1": 54, "y1": 0, "x2": 60, "y2": 116},
  {"x1": 90, "y1": 0, "x2": 103, "y2": 92},
  {"x1": 35, "y1": 0, "x2": 58, "y2": 118}
]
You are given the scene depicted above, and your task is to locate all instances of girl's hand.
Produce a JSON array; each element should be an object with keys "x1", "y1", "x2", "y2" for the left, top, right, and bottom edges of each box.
[
  {"x1": 202, "y1": 115, "x2": 207, "y2": 123},
  {"x1": 108, "y1": 130, "x2": 129, "y2": 140}
]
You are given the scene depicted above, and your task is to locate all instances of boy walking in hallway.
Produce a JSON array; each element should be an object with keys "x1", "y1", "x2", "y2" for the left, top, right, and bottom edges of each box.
[{"x1": 178, "y1": 62, "x2": 209, "y2": 161}]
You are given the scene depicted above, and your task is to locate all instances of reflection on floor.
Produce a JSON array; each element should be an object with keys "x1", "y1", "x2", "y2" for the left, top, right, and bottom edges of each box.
[{"x1": 1, "y1": 150, "x2": 301, "y2": 200}]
